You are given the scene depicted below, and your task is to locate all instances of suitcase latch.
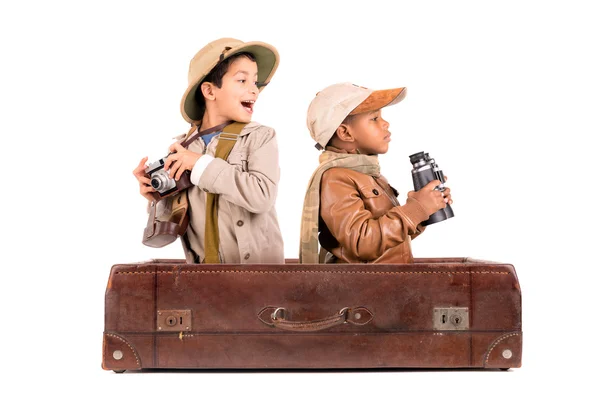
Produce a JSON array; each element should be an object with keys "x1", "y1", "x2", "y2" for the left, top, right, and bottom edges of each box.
[
  {"x1": 157, "y1": 309, "x2": 192, "y2": 332},
  {"x1": 433, "y1": 307, "x2": 469, "y2": 330}
]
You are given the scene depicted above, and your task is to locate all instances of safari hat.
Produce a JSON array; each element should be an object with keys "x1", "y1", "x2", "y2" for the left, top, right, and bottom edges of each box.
[
  {"x1": 307, "y1": 83, "x2": 406, "y2": 149},
  {"x1": 180, "y1": 38, "x2": 279, "y2": 123}
]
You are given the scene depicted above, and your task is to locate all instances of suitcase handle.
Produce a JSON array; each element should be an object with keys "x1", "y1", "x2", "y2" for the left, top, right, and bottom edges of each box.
[{"x1": 257, "y1": 306, "x2": 373, "y2": 331}]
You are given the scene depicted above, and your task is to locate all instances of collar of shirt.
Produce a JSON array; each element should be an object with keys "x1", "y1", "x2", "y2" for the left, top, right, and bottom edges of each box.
[{"x1": 201, "y1": 131, "x2": 220, "y2": 146}]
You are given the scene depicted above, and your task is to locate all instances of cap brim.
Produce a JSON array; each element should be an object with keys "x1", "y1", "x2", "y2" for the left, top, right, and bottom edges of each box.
[
  {"x1": 349, "y1": 87, "x2": 407, "y2": 115},
  {"x1": 181, "y1": 41, "x2": 279, "y2": 123}
]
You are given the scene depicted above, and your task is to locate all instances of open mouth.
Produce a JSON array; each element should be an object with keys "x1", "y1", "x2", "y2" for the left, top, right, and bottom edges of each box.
[{"x1": 241, "y1": 100, "x2": 255, "y2": 113}]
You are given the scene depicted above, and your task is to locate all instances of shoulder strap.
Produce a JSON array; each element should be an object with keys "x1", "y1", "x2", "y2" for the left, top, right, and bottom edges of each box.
[
  {"x1": 204, "y1": 122, "x2": 247, "y2": 263},
  {"x1": 180, "y1": 121, "x2": 232, "y2": 148},
  {"x1": 213, "y1": 121, "x2": 245, "y2": 158}
]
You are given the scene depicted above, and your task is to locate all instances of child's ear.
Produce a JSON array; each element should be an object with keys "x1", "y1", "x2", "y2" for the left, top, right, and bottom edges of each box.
[
  {"x1": 200, "y1": 82, "x2": 216, "y2": 101},
  {"x1": 336, "y1": 124, "x2": 355, "y2": 143}
]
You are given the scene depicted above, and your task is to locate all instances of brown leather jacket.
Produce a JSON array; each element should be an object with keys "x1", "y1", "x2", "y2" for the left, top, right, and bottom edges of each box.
[{"x1": 319, "y1": 168, "x2": 430, "y2": 263}]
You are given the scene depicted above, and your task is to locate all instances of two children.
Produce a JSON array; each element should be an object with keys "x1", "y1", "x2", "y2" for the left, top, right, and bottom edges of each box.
[{"x1": 134, "y1": 38, "x2": 452, "y2": 265}]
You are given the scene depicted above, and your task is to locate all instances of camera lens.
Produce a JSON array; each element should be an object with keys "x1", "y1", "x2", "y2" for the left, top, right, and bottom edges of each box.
[
  {"x1": 149, "y1": 169, "x2": 176, "y2": 194},
  {"x1": 151, "y1": 177, "x2": 162, "y2": 190}
]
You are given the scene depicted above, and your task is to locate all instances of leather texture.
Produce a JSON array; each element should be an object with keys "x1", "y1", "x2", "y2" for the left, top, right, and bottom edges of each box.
[
  {"x1": 102, "y1": 257, "x2": 522, "y2": 371},
  {"x1": 319, "y1": 168, "x2": 429, "y2": 263},
  {"x1": 143, "y1": 191, "x2": 189, "y2": 248},
  {"x1": 257, "y1": 306, "x2": 374, "y2": 331}
]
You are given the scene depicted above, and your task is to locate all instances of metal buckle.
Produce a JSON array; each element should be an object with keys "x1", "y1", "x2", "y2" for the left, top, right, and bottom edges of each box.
[
  {"x1": 271, "y1": 307, "x2": 286, "y2": 321},
  {"x1": 338, "y1": 307, "x2": 349, "y2": 323}
]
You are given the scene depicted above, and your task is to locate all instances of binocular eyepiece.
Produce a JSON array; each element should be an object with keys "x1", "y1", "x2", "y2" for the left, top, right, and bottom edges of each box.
[{"x1": 409, "y1": 151, "x2": 454, "y2": 226}]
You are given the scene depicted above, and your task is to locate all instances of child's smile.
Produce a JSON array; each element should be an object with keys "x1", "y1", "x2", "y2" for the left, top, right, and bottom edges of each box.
[{"x1": 241, "y1": 99, "x2": 255, "y2": 114}]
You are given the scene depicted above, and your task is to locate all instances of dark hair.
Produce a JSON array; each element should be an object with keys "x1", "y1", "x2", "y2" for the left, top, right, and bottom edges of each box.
[
  {"x1": 326, "y1": 113, "x2": 356, "y2": 146},
  {"x1": 194, "y1": 52, "x2": 257, "y2": 105}
]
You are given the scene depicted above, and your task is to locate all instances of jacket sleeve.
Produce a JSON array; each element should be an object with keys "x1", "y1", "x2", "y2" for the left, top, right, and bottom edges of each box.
[
  {"x1": 411, "y1": 223, "x2": 426, "y2": 239},
  {"x1": 197, "y1": 127, "x2": 279, "y2": 214},
  {"x1": 320, "y1": 170, "x2": 430, "y2": 261}
]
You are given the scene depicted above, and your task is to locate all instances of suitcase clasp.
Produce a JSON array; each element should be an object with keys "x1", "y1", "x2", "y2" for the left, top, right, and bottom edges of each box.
[
  {"x1": 433, "y1": 307, "x2": 469, "y2": 330},
  {"x1": 157, "y1": 309, "x2": 192, "y2": 332}
]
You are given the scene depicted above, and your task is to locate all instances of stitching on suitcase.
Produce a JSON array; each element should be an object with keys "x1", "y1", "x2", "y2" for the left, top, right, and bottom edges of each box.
[
  {"x1": 180, "y1": 334, "x2": 195, "y2": 338},
  {"x1": 116, "y1": 270, "x2": 509, "y2": 275},
  {"x1": 484, "y1": 332, "x2": 520, "y2": 365},
  {"x1": 106, "y1": 333, "x2": 141, "y2": 367}
]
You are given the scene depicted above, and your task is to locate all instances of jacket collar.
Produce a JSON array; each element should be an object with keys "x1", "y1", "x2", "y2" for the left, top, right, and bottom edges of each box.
[
  {"x1": 174, "y1": 121, "x2": 262, "y2": 141},
  {"x1": 324, "y1": 145, "x2": 361, "y2": 155},
  {"x1": 238, "y1": 121, "x2": 261, "y2": 137}
]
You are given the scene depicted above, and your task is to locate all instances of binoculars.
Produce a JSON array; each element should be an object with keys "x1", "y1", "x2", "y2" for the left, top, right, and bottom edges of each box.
[{"x1": 409, "y1": 151, "x2": 454, "y2": 226}]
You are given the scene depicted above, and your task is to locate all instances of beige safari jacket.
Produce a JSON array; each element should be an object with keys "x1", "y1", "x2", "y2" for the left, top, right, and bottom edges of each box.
[{"x1": 178, "y1": 122, "x2": 284, "y2": 264}]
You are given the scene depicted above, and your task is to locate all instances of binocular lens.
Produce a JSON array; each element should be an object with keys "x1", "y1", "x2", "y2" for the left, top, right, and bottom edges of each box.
[{"x1": 409, "y1": 151, "x2": 425, "y2": 165}]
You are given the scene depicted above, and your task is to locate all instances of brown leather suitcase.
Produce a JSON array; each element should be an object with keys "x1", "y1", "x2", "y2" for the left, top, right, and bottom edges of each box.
[{"x1": 102, "y1": 257, "x2": 522, "y2": 372}]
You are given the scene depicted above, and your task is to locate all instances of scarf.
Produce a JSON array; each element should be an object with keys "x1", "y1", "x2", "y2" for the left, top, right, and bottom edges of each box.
[{"x1": 299, "y1": 150, "x2": 381, "y2": 263}]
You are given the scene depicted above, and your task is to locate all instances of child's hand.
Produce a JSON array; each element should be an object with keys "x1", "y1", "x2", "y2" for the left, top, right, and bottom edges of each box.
[
  {"x1": 442, "y1": 186, "x2": 453, "y2": 205},
  {"x1": 441, "y1": 175, "x2": 453, "y2": 205},
  {"x1": 163, "y1": 143, "x2": 201, "y2": 181},
  {"x1": 133, "y1": 156, "x2": 157, "y2": 202},
  {"x1": 407, "y1": 180, "x2": 450, "y2": 215}
]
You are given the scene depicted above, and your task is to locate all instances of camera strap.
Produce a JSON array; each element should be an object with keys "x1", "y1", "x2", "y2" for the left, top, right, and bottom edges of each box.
[
  {"x1": 180, "y1": 121, "x2": 233, "y2": 148},
  {"x1": 141, "y1": 121, "x2": 238, "y2": 251},
  {"x1": 204, "y1": 121, "x2": 247, "y2": 264}
]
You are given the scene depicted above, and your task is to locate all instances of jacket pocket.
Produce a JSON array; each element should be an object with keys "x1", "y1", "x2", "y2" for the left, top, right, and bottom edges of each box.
[
  {"x1": 227, "y1": 151, "x2": 249, "y2": 172},
  {"x1": 358, "y1": 185, "x2": 383, "y2": 199},
  {"x1": 358, "y1": 184, "x2": 393, "y2": 218}
]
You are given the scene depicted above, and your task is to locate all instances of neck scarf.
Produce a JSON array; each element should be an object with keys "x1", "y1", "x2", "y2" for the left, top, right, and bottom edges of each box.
[{"x1": 299, "y1": 150, "x2": 380, "y2": 263}]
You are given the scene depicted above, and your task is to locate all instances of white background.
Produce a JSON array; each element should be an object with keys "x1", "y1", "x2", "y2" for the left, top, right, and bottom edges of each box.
[{"x1": 1, "y1": 0, "x2": 598, "y2": 398}]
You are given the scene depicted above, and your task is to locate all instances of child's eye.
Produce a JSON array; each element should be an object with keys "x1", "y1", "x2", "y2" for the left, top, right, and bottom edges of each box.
[
  {"x1": 372, "y1": 117, "x2": 379, "y2": 121},
  {"x1": 238, "y1": 79, "x2": 246, "y2": 83}
]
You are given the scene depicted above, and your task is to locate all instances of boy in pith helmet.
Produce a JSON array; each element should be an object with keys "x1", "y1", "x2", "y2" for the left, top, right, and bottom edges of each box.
[
  {"x1": 133, "y1": 38, "x2": 284, "y2": 264},
  {"x1": 300, "y1": 83, "x2": 453, "y2": 264}
]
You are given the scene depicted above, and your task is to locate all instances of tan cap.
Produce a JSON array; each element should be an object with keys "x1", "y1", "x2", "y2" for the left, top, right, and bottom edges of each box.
[
  {"x1": 306, "y1": 82, "x2": 406, "y2": 149},
  {"x1": 180, "y1": 38, "x2": 279, "y2": 123}
]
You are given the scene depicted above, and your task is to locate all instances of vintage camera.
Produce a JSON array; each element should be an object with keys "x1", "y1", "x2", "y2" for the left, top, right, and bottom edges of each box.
[
  {"x1": 145, "y1": 156, "x2": 193, "y2": 198},
  {"x1": 409, "y1": 151, "x2": 454, "y2": 226}
]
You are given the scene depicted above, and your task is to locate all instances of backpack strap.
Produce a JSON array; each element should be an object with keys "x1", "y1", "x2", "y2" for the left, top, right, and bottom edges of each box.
[{"x1": 204, "y1": 122, "x2": 247, "y2": 263}]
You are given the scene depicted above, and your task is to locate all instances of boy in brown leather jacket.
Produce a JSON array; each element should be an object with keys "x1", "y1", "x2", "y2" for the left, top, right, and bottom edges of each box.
[{"x1": 300, "y1": 83, "x2": 453, "y2": 264}]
